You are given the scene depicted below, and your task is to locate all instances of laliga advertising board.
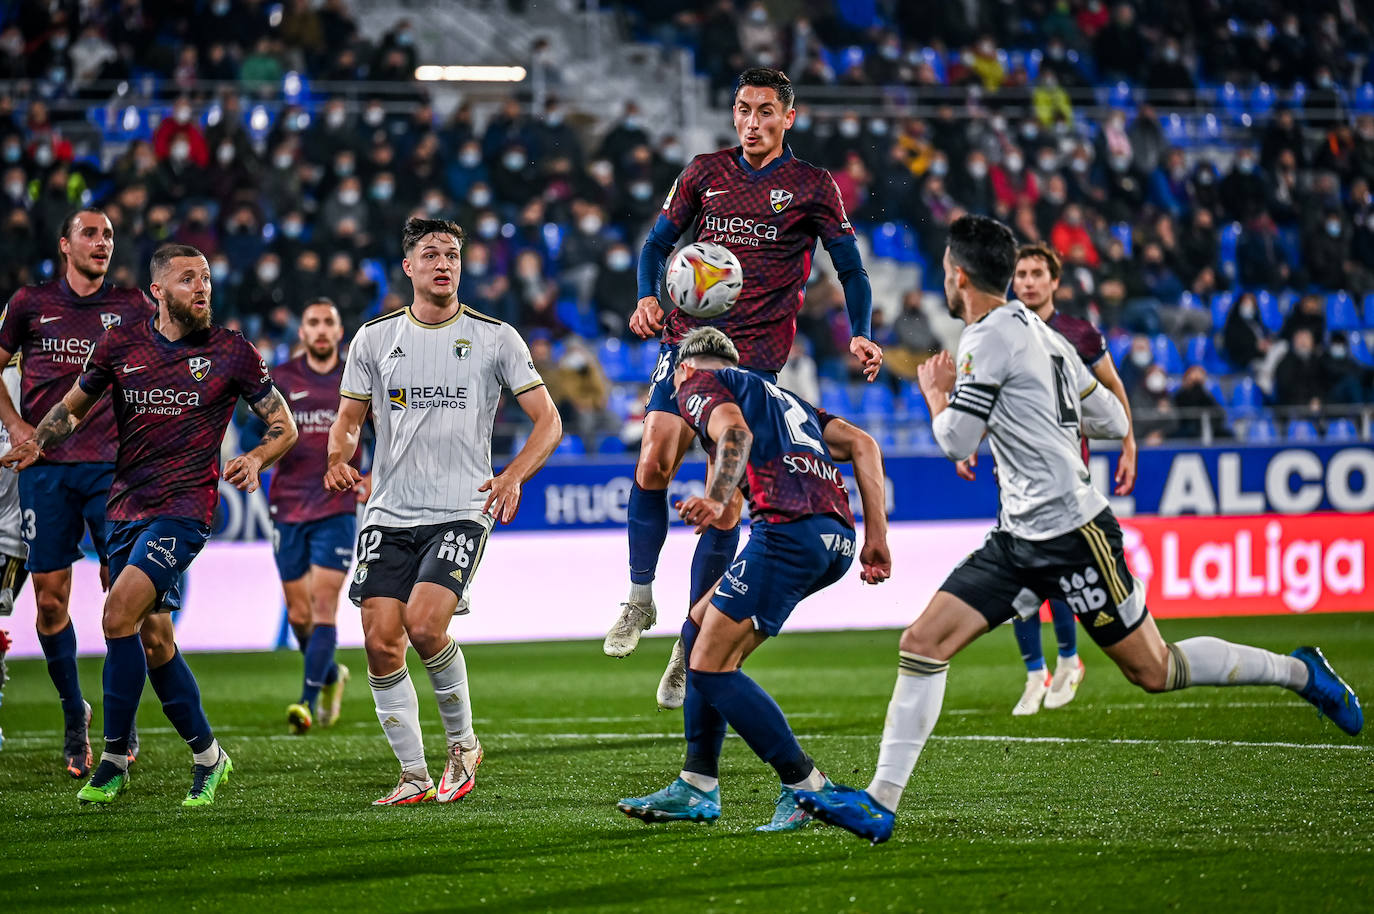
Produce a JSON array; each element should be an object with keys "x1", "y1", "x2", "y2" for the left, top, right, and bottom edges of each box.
[{"x1": 4, "y1": 444, "x2": 1373, "y2": 656}]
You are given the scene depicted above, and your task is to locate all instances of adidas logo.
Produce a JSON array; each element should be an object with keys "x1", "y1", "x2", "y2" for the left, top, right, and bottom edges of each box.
[
  {"x1": 386, "y1": 346, "x2": 406, "y2": 359},
  {"x1": 381, "y1": 715, "x2": 402, "y2": 729},
  {"x1": 1093, "y1": 612, "x2": 1115, "y2": 627}
]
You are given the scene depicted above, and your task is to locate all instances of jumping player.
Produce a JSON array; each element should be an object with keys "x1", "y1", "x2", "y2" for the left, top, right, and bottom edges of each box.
[
  {"x1": 272, "y1": 299, "x2": 362, "y2": 734},
  {"x1": 797, "y1": 216, "x2": 1363, "y2": 844},
  {"x1": 0, "y1": 208, "x2": 152, "y2": 778},
  {"x1": 605, "y1": 67, "x2": 884, "y2": 681},
  {"x1": 4, "y1": 242, "x2": 299, "y2": 807},
  {"x1": 326, "y1": 218, "x2": 561, "y2": 806},
  {"x1": 617, "y1": 327, "x2": 891, "y2": 830}
]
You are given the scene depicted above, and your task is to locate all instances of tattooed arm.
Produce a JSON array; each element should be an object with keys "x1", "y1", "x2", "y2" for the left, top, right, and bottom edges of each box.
[
  {"x1": 676, "y1": 402, "x2": 753, "y2": 533},
  {"x1": 0, "y1": 381, "x2": 99, "y2": 471},
  {"x1": 223, "y1": 387, "x2": 299, "y2": 493}
]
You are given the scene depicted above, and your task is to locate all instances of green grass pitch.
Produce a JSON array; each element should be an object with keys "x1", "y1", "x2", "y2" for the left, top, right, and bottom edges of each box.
[{"x1": 1, "y1": 613, "x2": 1369, "y2": 913}]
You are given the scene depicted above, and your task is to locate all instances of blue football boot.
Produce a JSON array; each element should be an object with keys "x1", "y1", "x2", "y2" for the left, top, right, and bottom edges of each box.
[
  {"x1": 794, "y1": 782, "x2": 895, "y2": 844},
  {"x1": 617, "y1": 778, "x2": 721, "y2": 823},
  {"x1": 1293, "y1": 646, "x2": 1363, "y2": 736}
]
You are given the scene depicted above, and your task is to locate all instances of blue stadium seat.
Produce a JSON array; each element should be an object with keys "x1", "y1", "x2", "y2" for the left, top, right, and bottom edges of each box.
[
  {"x1": 856, "y1": 383, "x2": 895, "y2": 418},
  {"x1": 896, "y1": 381, "x2": 930, "y2": 421},
  {"x1": 1286, "y1": 419, "x2": 1320, "y2": 442},
  {"x1": 920, "y1": 47, "x2": 947, "y2": 84},
  {"x1": 1162, "y1": 112, "x2": 1188, "y2": 146},
  {"x1": 841, "y1": 45, "x2": 866, "y2": 73},
  {"x1": 1202, "y1": 335, "x2": 1234, "y2": 375},
  {"x1": 1110, "y1": 222, "x2": 1132, "y2": 256},
  {"x1": 1325, "y1": 418, "x2": 1360, "y2": 442},
  {"x1": 1250, "y1": 82, "x2": 1276, "y2": 120},
  {"x1": 897, "y1": 422, "x2": 936, "y2": 451},
  {"x1": 1289, "y1": 81, "x2": 1308, "y2": 109},
  {"x1": 638, "y1": 340, "x2": 662, "y2": 377},
  {"x1": 870, "y1": 423, "x2": 898, "y2": 451},
  {"x1": 1204, "y1": 379, "x2": 1226, "y2": 407},
  {"x1": 282, "y1": 71, "x2": 310, "y2": 105},
  {"x1": 1227, "y1": 376, "x2": 1264, "y2": 420},
  {"x1": 1251, "y1": 290, "x2": 1281, "y2": 334},
  {"x1": 1218, "y1": 223, "x2": 1241, "y2": 284},
  {"x1": 1151, "y1": 335, "x2": 1184, "y2": 374},
  {"x1": 1363, "y1": 293, "x2": 1374, "y2": 329},
  {"x1": 1219, "y1": 82, "x2": 1245, "y2": 124},
  {"x1": 1107, "y1": 333, "x2": 1131, "y2": 365},
  {"x1": 1356, "y1": 82, "x2": 1374, "y2": 114},
  {"x1": 1245, "y1": 415, "x2": 1279, "y2": 443},
  {"x1": 820, "y1": 379, "x2": 850, "y2": 416},
  {"x1": 1183, "y1": 334, "x2": 1208, "y2": 368},
  {"x1": 597, "y1": 337, "x2": 633, "y2": 382},
  {"x1": 1347, "y1": 329, "x2": 1374, "y2": 366},
  {"x1": 552, "y1": 434, "x2": 586, "y2": 457},
  {"x1": 595, "y1": 434, "x2": 626, "y2": 455},
  {"x1": 1178, "y1": 291, "x2": 1204, "y2": 313},
  {"x1": 872, "y1": 222, "x2": 902, "y2": 260},
  {"x1": 1108, "y1": 81, "x2": 1136, "y2": 112},
  {"x1": 894, "y1": 223, "x2": 924, "y2": 265},
  {"x1": 1198, "y1": 113, "x2": 1222, "y2": 143},
  {"x1": 1209, "y1": 291, "x2": 1235, "y2": 330},
  {"x1": 1327, "y1": 291, "x2": 1360, "y2": 332}
]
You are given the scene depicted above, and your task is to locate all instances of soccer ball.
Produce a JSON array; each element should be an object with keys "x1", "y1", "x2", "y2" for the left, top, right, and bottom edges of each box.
[{"x1": 664, "y1": 241, "x2": 743, "y2": 320}]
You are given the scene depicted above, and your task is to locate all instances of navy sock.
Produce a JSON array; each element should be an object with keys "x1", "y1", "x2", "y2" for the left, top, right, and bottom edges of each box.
[
  {"x1": 627, "y1": 483, "x2": 669, "y2": 585},
  {"x1": 689, "y1": 524, "x2": 740, "y2": 605},
  {"x1": 102, "y1": 634, "x2": 147, "y2": 759},
  {"x1": 38, "y1": 621, "x2": 85, "y2": 720},
  {"x1": 146, "y1": 647, "x2": 215, "y2": 755},
  {"x1": 1049, "y1": 599, "x2": 1078, "y2": 658},
  {"x1": 680, "y1": 620, "x2": 726, "y2": 779},
  {"x1": 1013, "y1": 614, "x2": 1047, "y2": 672},
  {"x1": 689, "y1": 667, "x2": 811, "y2": 784},
  {"x1": 301, "y1": 624, "x2": 338, "y2": 709}
]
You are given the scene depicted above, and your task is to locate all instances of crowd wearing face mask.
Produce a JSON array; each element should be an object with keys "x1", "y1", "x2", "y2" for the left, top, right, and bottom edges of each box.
[{"x1": 2, "y1": 1, "x2": 1374, "y2": 452}]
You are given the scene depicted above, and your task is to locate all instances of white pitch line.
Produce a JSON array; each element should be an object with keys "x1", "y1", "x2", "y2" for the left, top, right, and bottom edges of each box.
[{"x1": 6, "y1": 729, "x2": 1360, "y2": 752}]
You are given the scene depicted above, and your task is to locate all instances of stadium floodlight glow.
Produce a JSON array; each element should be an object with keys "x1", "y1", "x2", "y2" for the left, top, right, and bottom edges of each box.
[{"x1": 414, "y1": 65, "x2": 527, "y2": 82}]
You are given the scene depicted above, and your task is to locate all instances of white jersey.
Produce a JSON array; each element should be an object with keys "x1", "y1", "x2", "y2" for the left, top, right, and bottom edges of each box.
[
  {"x1": 340, "y1": 305, "x2": 544, "y2": 530},
  {"x1": 0, "y1": 365, "x2": 24, "y2": 557},
  {"x1": 946, "y1": 300, "x2": 1108, "y2": 541}
]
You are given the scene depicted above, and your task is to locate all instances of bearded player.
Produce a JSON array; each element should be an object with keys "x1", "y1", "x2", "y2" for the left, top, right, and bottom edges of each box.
[
  {"x1": 605, "y1": 68, "x2": 883, "y2": 703},
  {"x1": 4, "y1": 243, "x2": 298, "y2": 806},
  {"x1": 0, "y1": 209, "x2": 152, "y2": 777},
  {"x1": 272, "y1": 299, "x2": 364, "y2": 734}
]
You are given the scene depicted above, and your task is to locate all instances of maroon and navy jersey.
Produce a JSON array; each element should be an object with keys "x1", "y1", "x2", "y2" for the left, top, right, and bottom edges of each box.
[
  {"x1": 0, "y1": 280, "x2": 153, "y2": 464},
  {"x1": 660, "y1": 146, "x2": 855, "y2": 372},
  {"x1": 78, "y1": 316, "x2": 274, "y2": 525},
  {"x1": 1047, "y1": 310, "x2": 1107, "y2": 465},
  {"x1": 677, "y1": 367, "x2": 854, "y2": 528},
  {"x1": 269, "y1": 353, "x2": 358, "y2": 524}
]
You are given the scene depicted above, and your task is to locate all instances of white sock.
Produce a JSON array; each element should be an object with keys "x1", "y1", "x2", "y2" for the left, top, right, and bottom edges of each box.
[
  {"x1": 679, "y1": 770, "x2": 718, "y2": 793},
  {"x1": 867, "y1": 652, "x2": 949, "y2": 813},
  {"x1": 191, "y1": 738, "x2": 221, "y2": 768},
  {"x1": 784, "y1": 766, "x2": 826, "y2": 792},
  {"x1": 1167, "y1": 637, "x2": 1309, "y2": 692},
  {"x1": 629, "y1": 582, "x2": 654, "y2": 605},
  {"x1": 423, "y1": 639, "x2": 475, "y2": 746},
  {"x1": 369, "y1": 665, "x2": 427, "y2": 777},
  {"x1": 100, "y1": 750, "x2": 129, "y2": 771}
]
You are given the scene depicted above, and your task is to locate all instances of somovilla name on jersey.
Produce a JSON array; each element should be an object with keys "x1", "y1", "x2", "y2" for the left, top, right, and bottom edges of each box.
[
  {"x1": 782, "y1": 452, "x2": 845, "y2": 488},
  {"x1": 700, "y1": 213, "x2": 780, "y2": 247},
  {"x1": 387, "y1": 384, "x2": 467, "y2": 410},
  {"x1": 122, "y1": 386, "x2": 201, "y2": 415}
]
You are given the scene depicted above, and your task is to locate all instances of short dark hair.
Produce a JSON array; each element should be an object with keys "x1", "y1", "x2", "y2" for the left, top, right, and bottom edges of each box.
[
  {"x1": 401, "y1": 217, "x2": 465, "y2": 256},
  {"x1": 734, "y1": 67, "x2": 794, "y2": 111},
  {"x1": 58, "y1": 207, "x2": 110, "y2": 250},
  {"x1": 302, "y1": 296, "x2": 340, "y2": 315},
  {"x1": 947, "y1": 215, "x2": 1017, "y2": 295},
  {"x1": 1015, "y1": 242, "x2": 1061, "y2": 282},
  {"x1": 150, "y1": 243, "x2": 206, "y2": 281}
]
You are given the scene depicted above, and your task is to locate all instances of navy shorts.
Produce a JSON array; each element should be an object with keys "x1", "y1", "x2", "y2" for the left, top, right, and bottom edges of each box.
[
  {"x1": 708, "y1": 515, "x2": 855, "y2": 636},
  {"x1": 106, "y1": 517, "x2": 211, "y2": 613},
  {"x1": 272, "y1": 513, "x2": 357, "y2": 582},
  {"x1": 17, "y1": 462, "x2": 114, "y2": 572},
  {"x1": 644, "y1": 342, "x2": 778, "y2": 415}
]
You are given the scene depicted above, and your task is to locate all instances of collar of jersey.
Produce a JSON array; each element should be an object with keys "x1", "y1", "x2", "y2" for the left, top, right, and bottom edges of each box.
[
  {"x1": 147, "y1": 312, "x2": 211, "y2": 348},
  {"x1": 733, "y1": 144, "x2": 793, "y2": 178},
  {"x1": 59, "y1": 277, "x2": 110, "y2": 301},
  {"x1": 404, "y1": 303, "x2": 465, "y2": 329}
]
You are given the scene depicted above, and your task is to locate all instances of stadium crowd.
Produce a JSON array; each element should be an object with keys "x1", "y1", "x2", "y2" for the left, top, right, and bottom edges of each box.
[{"x1": 1, "y1": 0, "x2": 1372, "y2": 453}]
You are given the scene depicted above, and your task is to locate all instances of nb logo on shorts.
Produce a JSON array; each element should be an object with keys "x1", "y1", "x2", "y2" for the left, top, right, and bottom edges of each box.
[
  {"x1": 438, "y1": 530, "x2": 476, "y2": 566},
  {"x1": 1059, "y1": 567, "x2": 1109, "y2": 615}
]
